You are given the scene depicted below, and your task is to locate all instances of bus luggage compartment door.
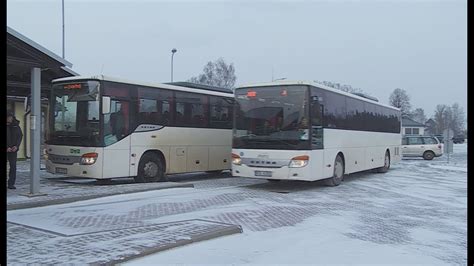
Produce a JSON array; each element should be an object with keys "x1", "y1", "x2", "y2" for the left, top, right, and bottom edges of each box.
[
  {"x1": 169, "y1": 147, "x2": 186, "y2": 174},
  {"x1": 187, "y1": 146, "x2": 209, "y2": 172}
]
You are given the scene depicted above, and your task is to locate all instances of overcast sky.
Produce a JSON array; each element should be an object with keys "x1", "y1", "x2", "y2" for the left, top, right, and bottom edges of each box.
[{"x1": 7, "y1": 0, "x2": 466, "y2": 118}]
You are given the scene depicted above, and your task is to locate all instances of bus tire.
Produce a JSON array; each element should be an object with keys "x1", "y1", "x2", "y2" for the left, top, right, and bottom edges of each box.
[
  {"x1": 325, "y1": 154, "x2": 344, "y2": 187},
  {"x1": 135, "y1": 153, "x2": 166, "y2": 183},
  {"x1": 377, "y1": 151, "x2": 390, "y2": 173}
]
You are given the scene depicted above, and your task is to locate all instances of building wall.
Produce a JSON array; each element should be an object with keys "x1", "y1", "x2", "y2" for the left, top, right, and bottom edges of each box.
[
  {"x1": 10, "y1": 101, "x2": 48, "y2": 159},
  {"x1": 12, "y1": 101, "x2": 26, "y2": 159}
]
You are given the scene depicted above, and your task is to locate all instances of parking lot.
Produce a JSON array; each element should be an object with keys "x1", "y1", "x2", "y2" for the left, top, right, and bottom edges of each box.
[{"x1": 7, "y1": 144, "x2": 467, "y2": 265}]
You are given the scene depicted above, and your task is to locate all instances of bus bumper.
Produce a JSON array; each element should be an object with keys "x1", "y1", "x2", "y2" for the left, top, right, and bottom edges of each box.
[
  {"x1": 45, "y1": 159, "x2": 104, "y2": 179},
  {"x1": 232, "y1": 164, "x2": 314, "y2": 181}
]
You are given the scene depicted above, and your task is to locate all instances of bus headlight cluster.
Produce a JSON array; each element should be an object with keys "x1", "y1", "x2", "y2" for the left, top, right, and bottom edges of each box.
[
  {"x1": 81, "y1": 152, "x2": 98, "y2": 165},
  {"x1": 289, "y1": 155, "x2": 309, "y2": 168},
  {"x1": 232, "y1": 153, "x2": 242, "y2": 165}
]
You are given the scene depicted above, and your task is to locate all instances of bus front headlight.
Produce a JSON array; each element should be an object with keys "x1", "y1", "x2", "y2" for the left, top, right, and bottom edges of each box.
[
  {"x1": 289, "y1": 155, "x2": 309, "y2": 168},
  {"x1": 232, "y1": 153, "x2": 242, "y2": 165},
  {"x1": 81, "y1": 152, "x2": 98, "y2": 165}
]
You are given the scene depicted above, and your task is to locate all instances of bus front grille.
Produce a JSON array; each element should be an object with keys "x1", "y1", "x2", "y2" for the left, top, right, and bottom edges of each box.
[
  {"x1": 48, "y1": 154, "x2": 81, "y2": 165},
  {"x1": 241, "y1": 158, "x2": 289, "y2": 168}
]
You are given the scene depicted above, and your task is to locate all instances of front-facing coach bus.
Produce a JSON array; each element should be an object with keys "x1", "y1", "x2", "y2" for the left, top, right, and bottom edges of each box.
[
  {"x1": 45, "y1": 75, "x2": 234, "y2": 182},
  {"x1": 231, "y1": 81, "x2": 401, "y2": 186}
]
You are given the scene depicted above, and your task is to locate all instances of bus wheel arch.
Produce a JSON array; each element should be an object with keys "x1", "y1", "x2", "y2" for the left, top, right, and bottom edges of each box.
[
  {"x1": 337, "y1": 152, "x2": 345, "y2": 173},
  {"x1": 325, "y1": 152, "x2": 345, "y2": 187},
  {"x1": 135, "y1": 150, "x2": 167, "y2": 183}
]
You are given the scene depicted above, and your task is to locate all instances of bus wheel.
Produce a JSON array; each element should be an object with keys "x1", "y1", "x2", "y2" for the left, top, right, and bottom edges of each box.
[
  {"x1": 377, "y1": 151, "x2": 390, "y2": 173},
  {"x1": 325, "y1": 155, "x2": 344, "y2": 187},
  {"x1": 135, "y1": 153, "x2": 166, "y2": 183}
]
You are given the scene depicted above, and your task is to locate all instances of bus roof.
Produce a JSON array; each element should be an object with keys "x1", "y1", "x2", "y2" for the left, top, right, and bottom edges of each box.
[
  {"x1": 236, "y1": 80, "x2": 400, "y2": 111},
  {"x1": 52, "y1": 75, "x2": 234, "y2": 98},
  {"x1": 165, "y1": 82, "x2": 233, "y2": 94}
]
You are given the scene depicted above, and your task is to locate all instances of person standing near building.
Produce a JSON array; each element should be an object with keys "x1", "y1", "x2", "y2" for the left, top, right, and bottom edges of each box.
[{"x1": 7, "y1": 111, "x2": 23, "y2": 189}]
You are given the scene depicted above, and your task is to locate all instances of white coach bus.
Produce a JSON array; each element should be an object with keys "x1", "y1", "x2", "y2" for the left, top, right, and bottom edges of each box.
[
  {"x1": 231, "y1": 81, "x2": 401, "y2": 186},
  {"x1": 45, "y1": 76, "x2": 234, "y2": 182}
]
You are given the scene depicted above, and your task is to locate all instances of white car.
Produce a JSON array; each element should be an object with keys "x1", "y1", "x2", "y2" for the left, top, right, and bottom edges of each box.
[{"x1": 402, "y1": 135, "x2": 444, "y2": 160}]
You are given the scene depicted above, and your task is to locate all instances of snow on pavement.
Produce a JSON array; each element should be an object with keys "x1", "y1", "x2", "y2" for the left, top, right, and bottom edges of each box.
[
  {"x1": 7, "y1": 144, "x2": 467, "y2": 265},
  {"x1": 126, "y1": 144, "x2": 467, "y2": 265}
]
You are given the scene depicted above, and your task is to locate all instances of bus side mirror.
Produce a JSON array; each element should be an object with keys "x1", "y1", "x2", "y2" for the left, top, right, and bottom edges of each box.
[{"x1": 102, "y1": 96, "x2": 111, "y2": 114}]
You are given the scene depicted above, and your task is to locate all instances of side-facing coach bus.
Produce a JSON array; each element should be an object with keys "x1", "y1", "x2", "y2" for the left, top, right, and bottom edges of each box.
[
  {"x1": 45, "y1": 75, "x2": 234, "y2": 182},
  {"x1": 231, "y1": 80, "x2": 401, "y2": 186}
]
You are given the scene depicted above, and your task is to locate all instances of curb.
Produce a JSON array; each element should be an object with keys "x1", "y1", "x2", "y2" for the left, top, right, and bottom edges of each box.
[
  {"x1": 104, "y1": 223, "x2": 243, "y2": 265},
  {"x1": 7, "y1": 182, "x2": 194, "y2": 210}
]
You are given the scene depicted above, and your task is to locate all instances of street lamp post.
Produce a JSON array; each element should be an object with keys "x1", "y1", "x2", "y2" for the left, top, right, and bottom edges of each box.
[
  {"x1": 62, "y1": 0, "x2": 65, "y2": 58},
  {"x1": 171, "y1": 48, "x2": 177, "y2": 82}
]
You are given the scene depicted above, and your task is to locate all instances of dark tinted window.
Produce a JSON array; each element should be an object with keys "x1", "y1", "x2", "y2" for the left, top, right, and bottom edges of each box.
[
  {"x1": 303, "y1": 86, "x2": 401, "y2": 133},
  {"x1": 364, "y1": 102, "x2": 377, "y2": 131},
  {"x1": 346, "y1": 97, "x2": 364, "y2": 130},
  {"x1": 137, "y1": 87, "x2": 172, "y2": 126},
  {"x1": 373, "y1": 106, "x2": 385, "y2": 132},
  {"x1": 174, "y1": 92, "x2": 209, "y2": 127},
  {"x1": 210, "y1": 96, "x2": 233, "y2": 129},
  {"x1": 324, "y1": 91, "x2": 346, "y2": 129}
]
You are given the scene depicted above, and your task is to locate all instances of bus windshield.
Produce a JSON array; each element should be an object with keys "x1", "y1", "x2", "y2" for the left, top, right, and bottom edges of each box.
[
  {"x1": 47, "y1": 81, "x2": 101, "y2": 147},
  {"x1": 233, "y1": 85, "x2": 310, "y2": 150}
]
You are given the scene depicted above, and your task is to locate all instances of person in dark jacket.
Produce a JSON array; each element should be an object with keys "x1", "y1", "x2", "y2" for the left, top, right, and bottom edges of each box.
[{"x1": 7, "y1": 111, "x2": 23, "y2": 189}]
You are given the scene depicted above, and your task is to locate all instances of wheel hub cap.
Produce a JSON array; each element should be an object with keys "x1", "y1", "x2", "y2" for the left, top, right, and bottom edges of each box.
[
  {"x1": 335, "y1": 161, "x2": 343, "y2": 177},
  {"x1": 144, "y1": 162, "x2": 158, "y2": 177}
]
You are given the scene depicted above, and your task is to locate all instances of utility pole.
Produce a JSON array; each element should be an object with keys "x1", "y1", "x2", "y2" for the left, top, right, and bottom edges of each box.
[{"x1": 62, "y1": 0, "x2": 65, "y2": 58}]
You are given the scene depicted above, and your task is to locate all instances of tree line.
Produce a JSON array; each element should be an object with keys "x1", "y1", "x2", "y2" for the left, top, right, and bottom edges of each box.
[{"x1": 389, "y1": 88, "x2": 466, "y2": 137}]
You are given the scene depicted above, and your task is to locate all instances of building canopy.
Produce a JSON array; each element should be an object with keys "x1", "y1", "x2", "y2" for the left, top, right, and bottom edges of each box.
[{"x1": 7, "y1": 26, "x2": 78, "y2": 97}]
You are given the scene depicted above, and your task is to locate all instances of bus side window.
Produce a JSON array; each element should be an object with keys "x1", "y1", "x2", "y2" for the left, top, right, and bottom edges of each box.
[{"x1": 104, "y1": 100, "x2": 129, "y2": 146}]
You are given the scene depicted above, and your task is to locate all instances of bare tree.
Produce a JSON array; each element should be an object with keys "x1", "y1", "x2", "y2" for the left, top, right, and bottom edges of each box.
[
  {"x1": 410, "y1": 108, "x2": 427, "y2": 124},
  {"x1": 433, "y1": 104, "x2": 449, "y2": 134},
  {"x1": 188, "y1": 58, "x2": 236, "y2": 89},
  {"x1": 450, "y1": 103, "x2": 465, "y2": 136},
  {"x1": 433, "y1": 103, "x2": 465, "y2": 136},
  {"x1": 389, "y1": 88, "x2": 411, "y2": 116}
]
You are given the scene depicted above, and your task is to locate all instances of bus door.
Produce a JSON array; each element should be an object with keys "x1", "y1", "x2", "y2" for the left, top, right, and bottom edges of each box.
[{"x1": 103, "y1": 100, "x2": 131, "y2": 178}]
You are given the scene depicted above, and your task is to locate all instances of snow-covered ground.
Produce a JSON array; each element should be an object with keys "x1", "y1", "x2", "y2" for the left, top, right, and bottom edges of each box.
[
  {"x1": 7, "y1": 144, "x2": 467, "y2": 265},
  {"x1": 126, "y1": 144, "x2": 467, "y2": 265}
]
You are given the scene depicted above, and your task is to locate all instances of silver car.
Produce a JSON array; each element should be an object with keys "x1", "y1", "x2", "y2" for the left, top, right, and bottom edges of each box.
[{"x1": 402, "y1": 135, "x2": 444, "y2": 160}]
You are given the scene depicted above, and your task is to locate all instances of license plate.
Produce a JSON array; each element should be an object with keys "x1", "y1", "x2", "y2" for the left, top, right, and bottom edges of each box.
[
  {"x1": 56, "y1": 167, "x2": 67, "y2": 174},
  {"x1": 255, "y1": 171, "x2": 272, "y2": 177}
]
